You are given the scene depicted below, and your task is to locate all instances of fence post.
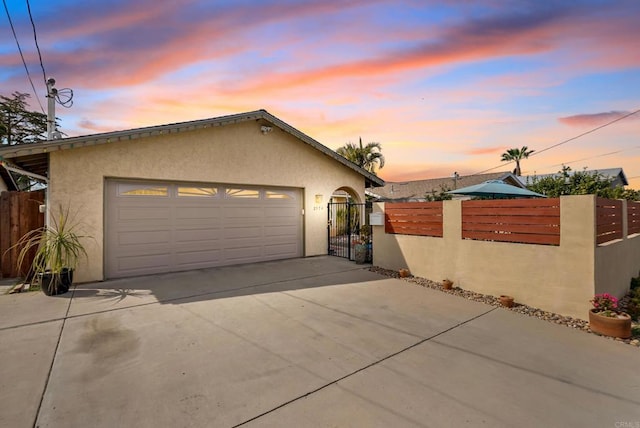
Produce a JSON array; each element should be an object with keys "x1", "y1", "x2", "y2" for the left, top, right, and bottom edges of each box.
[
  {"x1": 621, "y1": 199, "x2": 628, "y2": 239},
  {"x1": 347, "y1": 202, "x2": 352, "y2": 260}
]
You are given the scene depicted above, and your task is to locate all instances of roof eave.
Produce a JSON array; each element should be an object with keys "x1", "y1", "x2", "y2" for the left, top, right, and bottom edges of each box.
[{"x1": 0, "y1": 109, "x2": 384, "y2": 187}]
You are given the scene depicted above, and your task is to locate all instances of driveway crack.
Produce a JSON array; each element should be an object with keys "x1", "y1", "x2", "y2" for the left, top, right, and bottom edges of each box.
[
  {"x1": 31, "y1": 286, "x2": 77, "y2": 428},
  {"x1": 231, "y1": 306, "x2": 497, "y2": 427}
]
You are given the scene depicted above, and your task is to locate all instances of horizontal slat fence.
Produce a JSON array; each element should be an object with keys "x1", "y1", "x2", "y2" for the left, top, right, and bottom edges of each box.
[
  {"x1": 462, "y1": 198, "x2": 560, "y2": 245},
  {"x1": 385, "y1": 202, "x2": 443, "y2": 237},
  {"x1": 596, "y1": 197, "x2": 623, "y2": 245},
  {"x1": 0, "y1": 190, "x2": 45, "y2": 278},
  {"x1": 628, "y1": 201, "x2": 640, "y2": 236}
]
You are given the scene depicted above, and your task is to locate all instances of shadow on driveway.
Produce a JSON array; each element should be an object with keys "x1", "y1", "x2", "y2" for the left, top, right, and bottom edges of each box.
[{"x1": 65, "y1": 256, "x2": 383, "y2": 317}]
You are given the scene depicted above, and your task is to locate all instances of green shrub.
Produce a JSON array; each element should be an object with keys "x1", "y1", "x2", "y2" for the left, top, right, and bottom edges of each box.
[{"x1": 627, "y1": 297, "x2": 640, "y2": 321}]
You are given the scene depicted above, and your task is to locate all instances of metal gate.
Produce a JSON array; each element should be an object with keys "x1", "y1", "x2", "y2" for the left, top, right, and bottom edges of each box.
[{"x1": 327, "y1": 202, "x2": 372, "y2": 262}]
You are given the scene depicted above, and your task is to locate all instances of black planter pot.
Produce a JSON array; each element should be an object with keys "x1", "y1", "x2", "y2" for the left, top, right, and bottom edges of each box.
[
  {"x1": 39, "y1": 270, "x2": 71, "y2": 296},
  {"x1": 60, "y1": 268, "x2": 74, "y2": 287}
]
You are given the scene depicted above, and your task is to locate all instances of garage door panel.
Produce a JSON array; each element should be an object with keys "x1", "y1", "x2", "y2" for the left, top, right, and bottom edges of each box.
[
  {"x1": 174, "y1": 228, "x2": 222, "y2": 242},
  {"x1": 117, "y1": 253, "x2": 172, "y2": 272},
  {"x1": 264, "y1": 206, "x2": 297, "y2": 216},
  {"x1": 225, "y1": 247, "x2": 263, "y2": 262},
  {"x1": 174, "y1": 239, "x2": 222, "y2": 252},
  {"x1": 176, "y1": 206, "x2": 221, "y2": 219},
  {"x1": 175, "y1": 249, "x2": 222, "y2": 267},
  {"x1": 223, "y1": 226, "x2": 262, "y2": 239},
  {"x1": 224, "y1": 207, "x2": 264, "y2": 219},
  {"x1": 264, "y1": 243, "x2": 298, "y2": 256},
  {"x1": 117, "y1": 206, "x2": 172, "y2": 221},
  {"x1": 106, "y1": 180, "x2": 302, "y2": 278},
  {"x1": 264, "y1": 225, "x2": 298, "y2": 237},
  {"x1": 116, "y1": 230, "x2": 171, "y2": 246},
  {"x1": 223, "y1": 237, "x2": 267, "y2": 250}
]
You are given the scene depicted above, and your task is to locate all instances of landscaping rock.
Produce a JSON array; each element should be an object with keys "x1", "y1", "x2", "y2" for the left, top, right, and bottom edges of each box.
[{"x1": 369, "y1": 266, "x2": 638, "y2": 348}]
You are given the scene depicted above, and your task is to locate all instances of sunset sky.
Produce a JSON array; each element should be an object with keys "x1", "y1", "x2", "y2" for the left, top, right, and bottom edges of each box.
[{"x1": 2, "y1": 0, "x2": 639, "y2": 188}]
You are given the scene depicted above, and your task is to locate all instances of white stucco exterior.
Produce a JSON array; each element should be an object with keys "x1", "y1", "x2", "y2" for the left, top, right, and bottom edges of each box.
[{"x1": 48, "y1": 118, "x2": 371, "y2": 282}]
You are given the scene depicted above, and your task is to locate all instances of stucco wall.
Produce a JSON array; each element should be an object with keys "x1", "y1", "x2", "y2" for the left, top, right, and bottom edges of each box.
[
  {"x1": 49, "y1": 120, "x2": 366, "y2": 282},
  {"x1": 373, "y1": 196, "x2": 618, "y2": 320}
]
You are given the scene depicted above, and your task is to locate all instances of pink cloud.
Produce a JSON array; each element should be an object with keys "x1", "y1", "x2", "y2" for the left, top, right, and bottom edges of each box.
[
  {"x1": 77, "y1": 119, "x2": 120, "y2": 134},
  {"x1": 558, "y1": 111, "x2": 639, "y2": 127},
  {"x1": 466, "y1": 146, "x2": 506, "y2": 156},
  {"x1": 36, "y1": 0, "x2": 385, "y2": 90}
]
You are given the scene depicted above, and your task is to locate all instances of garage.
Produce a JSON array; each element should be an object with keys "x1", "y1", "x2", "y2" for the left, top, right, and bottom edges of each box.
[
  {"x1": 1, "y1": 110, "x2": 384, "y2": 282},
  {"x1": 105, "y1": 179, "x2": 303, "y2": 278}
]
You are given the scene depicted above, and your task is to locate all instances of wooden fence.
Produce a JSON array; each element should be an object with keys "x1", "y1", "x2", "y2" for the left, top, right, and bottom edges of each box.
[
  {"x1": 596, "y1": 197, "x2": 623, "y2": 245},
  {"x1": 628, "y1": 201, "x2": 640, "y2": 236},
  {"x1": 385, "y1": 201, "x2": 443, "y2": 237},
  {"x1": 461, "y1": 198, "x2": 561, "y2": 245},
  {"x1": 0, "y1": 190, "x2": 45, "y2": 278}
]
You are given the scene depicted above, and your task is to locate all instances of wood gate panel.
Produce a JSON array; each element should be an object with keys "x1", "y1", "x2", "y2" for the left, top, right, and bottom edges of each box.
[{"x1": 0, "y1": 190, "x2": 45, "y2": 278}]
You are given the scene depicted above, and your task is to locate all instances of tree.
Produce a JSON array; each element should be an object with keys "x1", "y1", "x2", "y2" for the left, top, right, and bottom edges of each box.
[
  {"x1": 501, "y1": 146, "x2": 534, "y2": 176},
  {"x1": 336, "y1": 137, "x2": 385, "y2": 174},
  {"x1": 424, "y1": 185, "x2": 453, "y2": 201},
  {"x1": 526, "y1": 165, "x2": 640, "y2": 200},
  {"x1": 0, "y1": 92, "x2": 48, "y2": 146}
]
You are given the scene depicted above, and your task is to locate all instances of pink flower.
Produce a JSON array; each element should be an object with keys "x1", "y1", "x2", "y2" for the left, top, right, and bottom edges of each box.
[{"x1": 590, "y1": 293, "x2": 619, "y2": 311}]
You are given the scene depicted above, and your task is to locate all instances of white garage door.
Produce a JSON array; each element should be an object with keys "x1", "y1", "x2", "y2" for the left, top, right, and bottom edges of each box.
[{"x1": 105, "y1": 180, "x2": 303, "y2": 278}]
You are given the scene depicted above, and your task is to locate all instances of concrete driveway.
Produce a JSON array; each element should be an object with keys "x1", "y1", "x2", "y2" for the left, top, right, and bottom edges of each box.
[{"x1": 1, "y1": 257, "x2": 638, "y2": 427}]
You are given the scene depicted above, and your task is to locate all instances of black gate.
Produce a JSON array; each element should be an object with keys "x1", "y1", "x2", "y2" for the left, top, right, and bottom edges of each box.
[{"x1": 328, "y1": 202, "x2": 372, "y2": 262}]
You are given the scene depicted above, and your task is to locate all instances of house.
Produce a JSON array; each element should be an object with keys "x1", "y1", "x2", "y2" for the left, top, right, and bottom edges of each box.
[
  {"x1": 0, "y1": 110, "x2": 384, "y2": 282},
  {"x1": 517, "y1": 168, "x2": 628, "y2": 188},
  {"x1": 369, "y1": 172, "x2": 524, "y2": 201}
]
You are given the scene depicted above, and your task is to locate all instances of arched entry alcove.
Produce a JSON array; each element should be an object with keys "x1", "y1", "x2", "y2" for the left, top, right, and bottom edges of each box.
[
  {"x1": 327, "y1": 186, "x2": 372, "y2": 263},
  {"x1": 329, "y1": 186, "x2": 362, "y2": 204}
]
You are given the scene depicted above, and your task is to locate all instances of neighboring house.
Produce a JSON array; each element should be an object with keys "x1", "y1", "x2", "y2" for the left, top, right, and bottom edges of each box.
[
  {"x1": 0, "y1": 110, "x2": 384, "y2": 282},
  {"x1": 517, "y1": 168, "x2": 628, "y2": 188},
  {"x1": 369, "y1": 172, "x2": 523, "y2": 201}
]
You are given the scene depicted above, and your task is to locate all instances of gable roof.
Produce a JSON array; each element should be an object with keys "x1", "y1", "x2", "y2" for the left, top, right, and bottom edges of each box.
[
  {"x1": 0, "y1": 109, "x2": 385, "y2": 188},
  {"x1": 517, "y1": 168, "x2": 628, "y2": 186},
  {"x1": 369, "y1": 172, "x2": 523, "y2": 201}
]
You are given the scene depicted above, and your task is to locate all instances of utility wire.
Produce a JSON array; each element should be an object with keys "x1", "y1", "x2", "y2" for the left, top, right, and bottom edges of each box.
[
  {"x1": 25, "y1": 0, "x2": 47, "y2": 86},
  {"x1": 471, "y1": 108, "x2": 640, "y2": 176},
  {"x1": 546, "y1": 146, "x2": 640, "y2": 169},
  {"x1": 531, "y1": 108, "x2": 640, "y2": 157},
  {"x1": 2, "y1": 0, "x2": 45, "y2": 113}
]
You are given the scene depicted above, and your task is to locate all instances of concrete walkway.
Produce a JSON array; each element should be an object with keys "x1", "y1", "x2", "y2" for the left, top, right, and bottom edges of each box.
[{"x1": 0, "y1": 257, "x2": 638, "y2": 427}]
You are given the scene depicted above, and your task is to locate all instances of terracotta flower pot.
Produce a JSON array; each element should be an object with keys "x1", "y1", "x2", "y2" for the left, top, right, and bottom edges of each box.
[
  {"x1": 499, "y1": 295, "x2": 514, "y2": 308},
  {"x1": 588, "y1": 309, "x2": 631, "y2": 339},
  {"x1": 442, "y1": 279, "x2": 453, "y2": 290},
  {"x1": 398, "y1": 269, "x2": 410, "y2": 278}
]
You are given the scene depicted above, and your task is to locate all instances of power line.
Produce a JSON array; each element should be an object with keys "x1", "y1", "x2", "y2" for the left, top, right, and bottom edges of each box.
[
  {"x1": 531, "y1": 108, "x2": 640, "y2": 157},
  {"x1": 25, "y1": 0, "x2": 47, "y2": 86},
  {"x1": 2, "y1": 0, "x2": 45, "y2": 113},
  {"x1": 471, "y1": 107, "x2": 640, "y2": 176},
  {"x1": 544, "y1": 146, "x2": 640, "y2": 170}
]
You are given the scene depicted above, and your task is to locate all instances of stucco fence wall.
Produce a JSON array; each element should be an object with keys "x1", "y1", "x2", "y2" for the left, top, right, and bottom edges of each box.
[
  {"x1": 48, "y1": 120, "x2": 366, "y2": 283},
  {"x1": 373, "y1": 195, "x2": 640, "y2": 320}
]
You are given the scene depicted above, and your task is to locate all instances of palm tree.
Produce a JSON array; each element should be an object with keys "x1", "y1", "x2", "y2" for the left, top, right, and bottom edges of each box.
[
  {"x1": 336, "y1": 137, "x2": 385, "y2": 174},
  {"x1": 501, "y1": 146, "x2": 534, "y2": 176}
]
